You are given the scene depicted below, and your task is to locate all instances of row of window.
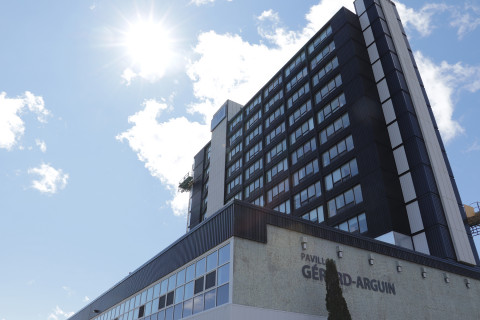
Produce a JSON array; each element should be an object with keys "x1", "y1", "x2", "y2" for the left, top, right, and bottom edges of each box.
[
  {"x1": 335, "y1": 212, "x2": 367, "y2": 234},
  {"x1": 312, "y1": 56, "x2": 339, "y2": 87},
  {"x1": 322, "y1": 135, "x2": 354, "y2": 167},
  {"x1": 310, "y1": 41, "x2": 336, "y2": 70},
  {"x1": 245, "y1": 109, "x2": 261, "y2": 131},
  {"x1": 308, "y1": 25, "x2": 333, "y2": 54},
  {"x1": 264, "y1": 90, "x2": 284, "y2": 113},
  {"x1": 301, "y1": 205, "x2": 324, "y2": 223},
  {"x1": 324, "y1": 158, "x2": 358, "y2": 191},
  {"x1": 286, "y1": 66, "x2": 308, "y2": 93},
  {"x1": 327, "y1": 185, "x2": 363, "y2": 217},
  {"x1": 244, "y1": 158, "x2": 263, "y2": 181},
  {"x1": 245, "y1": 176, "x2": 263, "y2": 198},
  {"x1": 264, "y1": 74, "x2": 283, "y2": 98},
  {"x1": 287, "y1": 82, "x2": 310, "y2": 109},
  {"x1": 245, "y1": 125, "x2": 262, "y2": 146},
  {"x1": 285, "y1": 51, "x2": 306, "y2": 77},
  {"x1": 94, "y1": 244, "x2": 231, "y2": 320},
  {"x1": 265, "y1": 104, "x2": 285, "y2": 129},
  {"x1": 315, "y1": 74, "x2": 342, "y2": 105},
  {"x1": 267, "y1": 177, "x2": 289, "y2": 203},
  {"x1": 319, "y1": 113, "x2": 349, "y2": 145},
  {"x1": 245, "y1": 95, "x2": 262, "y2": 116}
]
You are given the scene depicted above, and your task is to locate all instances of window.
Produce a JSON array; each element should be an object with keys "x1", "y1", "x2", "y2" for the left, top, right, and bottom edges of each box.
[
  {"x1": 245, "y1": 176, "x2": 263, "y2": 198},
  {"x1": 264, "y1": 90, "x2": 283, "y2": 113},
  {"x1": 244, "y1": 158, "x2": 263, "y2": 180},
  {"x1": 266, "y1": 158, "x2": 288, "y2": 182},
  {"x1": 301, "y1": 205, "x2": 324, "y2": 223},
  {"x1": 265, "y1": 104, "x2": 284, "y2": 129},
  {"x1": 229, "y1": 113, "x2": 242, "y2": 132},
  {"x1": 273, "y1": 200, "x2": 291, "y2": 214},
  {"x1": 310, "y1": 41, "x2": 335, "y2": 69},
  {"x1": 266, "y1": 139, "x2": 287, "y2": 164},
  {"x1": 264, "y1": 75, "x2": 282, "y2": 98},
  {"x1": 267, "y1": 178, "x2": 289, "y2": 203},
  {"x1": 228, "y1": 142, "x2": 242, "y2": 161},
  {"x1": 285, "y1": 51, "x2": 306, "y2": 77},
  {"x1": 289, "y1": 100, "x2": 312, "y2": 126},
  {"x1": 322, "y1": 135, "x2": 354, "y2": 167},
  {"x1": 315, "y1": 74, "x2": 342, "y2": 104},
  {"x1": 245, "y1": 95, "x2": 261, "y2": 116},
  {"x1": 229, "y1": 128, "x2": 242, "y2": 146},
  {"x1": 245, "y1": 109, "x2": 261, "y2": 131},
  {"x1": 227, "y1": 175, "x2": 242, "y2": 194},
  {"x1": 290, "y1": 117, "x2": 314, "y2": 145},
  {"x1": 245, "y1": 125, "x2": 262, "y2": 146},
  {"x1": 287, "y1": 82, "x2": 310, "y2": 108},
  {"x1": 245, "y1": 141, "x2": 262, "y2": 163},
  {"x1": 335, "y1": 213, "x2": 367, "y2": 233},
  {"x1": 291, "y1": 137, "x2": 317, "y2": 165},
  {"x1": 324, "y1": 158, "x2": 358, "y2": 191},
  {"x1": 319, "y1": 113, "x2": 350, "y2": 145},
  {"x1": 312, "y1": 57, "x2": 339, "y2": 87},
  {"x1": 251, "y1": 195, "x2": 264, "y2": 207},
  {"x1": 266, "y1": 122, "x2": 285, "y2": 145},
  {"x1": 286, "y1": 67, "x2": 308, "y2": 93},
  {"x1": 227, "y1": 158, "x2": 242, "y2": 177},
  {"x1": 317, "y1": 93, "x2": 347, "y2": 124},
  {"x1": 327, "y1": 185, "x2": 363, "y2": 217},
  {"x1": 308, "y1": 25, "x2": 332, "y2": 54},
  {"x1": 294, "y1": 182, "x2": 322, "y2": 209},
  {"x1": 292, "y1": 159, "x2": 319, "y2": 186}
]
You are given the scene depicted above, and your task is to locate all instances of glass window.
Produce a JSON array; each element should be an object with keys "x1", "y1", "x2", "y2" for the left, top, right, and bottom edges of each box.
[
  {"x1": 157, "y1": 310, "x2": 165, "y2": 320},
  {"x1": 173, "y1": 304, "x2": 182, "y2": 320},
  {"x1": 218, "y1": 244, "x2": 230, "y2": 265},
  {"x1": 354, "y1": 185, "x2": 363, "y2": 203},
  {"x1": 182, "y1": 299, "x2": 193, "y2": 317},
  {"x1": 204, "y1": 289, "x2": 216, "y2": 310},
  {"x1": 166, "y1": 292, "x2": 174, "y2": 306},
  {"x1": 152, "y1": 298, "x2": 159, "y2": 313},
  {"x1": 146, "y1": 302, "x2": 152, "y2": 316},
  {"x1": 193, "y1": 295, "x2": 204, "y2": 314},
  {"x1": 339, "y1": 221, "x2": 348, "y2": 231},
  {"x1": 359, "y1": 213, "x2": 367, "y2": 233},
  {"x1": 168, "y1": 274, "x2": 176, "y2": 291},
  {"x1": 153, "y1": 283, "x2": 161, "y2": 299},
  {"x1": 165, "y1": 307, "x2": 173, "y2": 320},
  {"x1": 216, "y1": 284, "x2": 229, "y2": 306},
  {"x1": 205, "y1": 271, "x2": 216, "y2": 290},
  {"x1": 196, "y1": 258, "x2": 206, "y2": 277},
  {"x1": 158, "y1": 295, "x2": 166, "y2": 310},
  {"x1": 217, "y1": 263, "x2": 230, "y2": 285},
  {"x1": 175, "y1": 269, "x2": 185, "y2": 287},
  {"x1": 184, "y1": 281, "x2": 194, "y2": 300},
  {"x1": 194, "y1": 277, "x2": 204, "y2": 294},
  {"x1": 186, "y1": 264, "x2": 195, "y2": 282},
  {"x1": 175, "y1": 286, "x2": 184, "y2": 304},
  {"x1": 344, "y1": 189, "x2": 354, "y2": 204},
  {"x1": 160, "y1": 280, "x2": 168, "y2": 295},
  {"x1": 348, "y1": 217, "x2": 359, "y2": 233}
]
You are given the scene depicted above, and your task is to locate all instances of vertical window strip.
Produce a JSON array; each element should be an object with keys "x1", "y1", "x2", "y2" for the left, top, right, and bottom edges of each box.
[
  {"x1": 228, "y1": 142, "x2": 242, "y2": 161},
  {"x1": 267, "y1": 178, "x2": 290, "y2": 203}
]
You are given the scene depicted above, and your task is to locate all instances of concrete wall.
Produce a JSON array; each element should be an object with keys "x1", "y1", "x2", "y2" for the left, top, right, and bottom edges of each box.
[{"x1": 233, "y1": 225, "x2": 480, "y2": 319}]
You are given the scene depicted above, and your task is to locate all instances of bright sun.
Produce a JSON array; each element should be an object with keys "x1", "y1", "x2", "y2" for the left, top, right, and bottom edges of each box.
[{"x1": 125, "y1": 19, "x2": 173, "y2": 78}]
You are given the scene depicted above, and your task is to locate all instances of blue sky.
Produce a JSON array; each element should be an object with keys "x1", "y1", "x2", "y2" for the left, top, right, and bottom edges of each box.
[{"x1": 1, "y1": 0, "x2": 480, "y2": 319}]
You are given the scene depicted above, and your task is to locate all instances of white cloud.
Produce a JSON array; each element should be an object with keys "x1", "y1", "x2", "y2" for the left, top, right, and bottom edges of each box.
[
  {"x1": 187, "y1": 0, "x2": 354, "y2": 121},
  {"x1": 83, "y1": 296, "x2": 90, "y2": 302},
  {"x1": 116, "y1": 99, "x2": 210, "y2": 216},
  {"x1": 450, "y1": 4, "x2": 480, "y2": 39},
  {"x1": 62, "y1": 286, "x2": 74, "y2": 296},
  {"x1": 36, "y1": 139, "x2": 47, "y2": 153},
  {"x1": 47, "y1": 306, "x2": 74, "y2": 320},
  {"x1": 0, "y1": 91, "x2": 50, "y2": 150},
  {"x1": 121, "y1": 68, "x2": 137, "y2": 86},
  {"x1": 190, "y1": 0, "x2": 232, "y2": 6},
  {"x1": 414, "y1": 51, "x2": 480, "y2": 142},
  {"x1": 28, "y1": 163, "x2": 69, "y2": 194},
  {"x1": 394, "y1": 2, "x2": 448, "y2": 37},
  {"x1": 466, "y1": 140, "x2": 480, "y2": 153}
]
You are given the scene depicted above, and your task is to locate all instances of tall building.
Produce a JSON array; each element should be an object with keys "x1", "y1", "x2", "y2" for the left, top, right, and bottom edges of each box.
[
  {"x1": 69, "y1": 2, "x2": 480, "y2": 320},
  {"x1": 187, "y1": 0, "x2": 478, "y2": 266}
]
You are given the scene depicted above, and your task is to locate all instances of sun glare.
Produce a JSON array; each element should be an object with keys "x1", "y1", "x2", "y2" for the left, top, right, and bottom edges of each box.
[{"x1": 125, "y1": 19, "x2": 173, "y2": 78}]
